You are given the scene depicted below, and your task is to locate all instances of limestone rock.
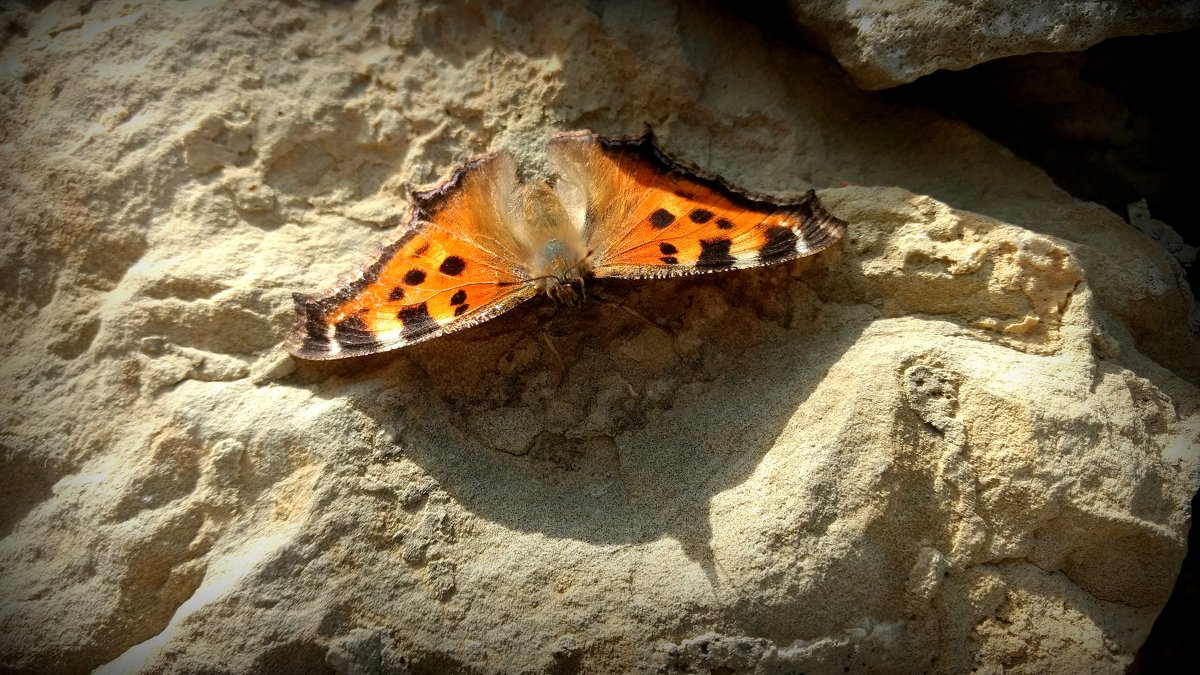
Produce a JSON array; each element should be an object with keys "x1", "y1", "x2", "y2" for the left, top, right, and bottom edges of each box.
[
  {"x1": 785, "y1": 0, "x2": 1200, "y2": 89},
  {"x1": 1, "y1": 1, "x2": 1197, "y2": 674}
]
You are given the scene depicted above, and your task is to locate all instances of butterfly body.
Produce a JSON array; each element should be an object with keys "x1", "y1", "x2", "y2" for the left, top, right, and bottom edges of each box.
[
  {"x1": 514, "y1": 183, "x2": 593, "y2": 304},
  {"x1": 288, "y1": 130, "x2": 846, "y2": 360}
]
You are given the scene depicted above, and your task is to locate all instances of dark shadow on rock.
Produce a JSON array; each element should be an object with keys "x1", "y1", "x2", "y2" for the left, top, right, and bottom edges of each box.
[
  {"x1": 0, "y1": 449, "x2": 59, "y2": 540},
  {"x1": 295, "y1": 261, "x2": 865, "y2": 586}
]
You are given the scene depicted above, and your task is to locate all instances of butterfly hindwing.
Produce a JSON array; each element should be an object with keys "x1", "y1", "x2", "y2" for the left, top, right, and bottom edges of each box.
[
  {"x1": 549, "y1": 130, "x2": 846, "y2": 279},
  {"x1": 287, "y1": 152, "x2": 538, "y2": 360}
]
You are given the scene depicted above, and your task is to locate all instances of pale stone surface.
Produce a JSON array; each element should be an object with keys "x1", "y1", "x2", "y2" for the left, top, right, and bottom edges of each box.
[
  {"x1": 1, "y1": 1, "x2": 1197, "y2": 674},
  {"x1": 786, "y1": 0, "x2": 1200, "y2": 89}
]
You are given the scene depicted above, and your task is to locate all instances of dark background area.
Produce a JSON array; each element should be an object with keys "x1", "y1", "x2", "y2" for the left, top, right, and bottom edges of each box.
[{"x1": 891, "y1": 29, "x2": 1200, "y2": 300}]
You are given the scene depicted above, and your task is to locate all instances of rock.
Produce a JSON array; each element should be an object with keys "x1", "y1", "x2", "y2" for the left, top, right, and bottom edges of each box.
[
  {"x1": 222, "y1": 168, "x2": 278, "y2": 215},
  {"x1": 1130, "y1": 199, "x2": 1197, "y2": 268},
  {"x1": 0, "y1": 1, "x2": 1197, "y2": 674},
  {"x1": 785, "y1": 0, "x2": 1200, "y2": 89}
]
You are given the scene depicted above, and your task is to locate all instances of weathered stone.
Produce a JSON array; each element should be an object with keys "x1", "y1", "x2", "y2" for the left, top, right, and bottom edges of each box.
[
  {"x1": 0, "y1": 1, "x2": 1196, "y2": 673},
  {"x1": 785, "y1": 0, "x2": 1200, "y2": 89}
]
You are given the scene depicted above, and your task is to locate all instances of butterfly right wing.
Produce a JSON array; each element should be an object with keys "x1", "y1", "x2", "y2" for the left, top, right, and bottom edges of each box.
[
  {"x1": 287, "y1": 152, "x2": 539, "y2": 360},
  {"x1": 548, "y1": 130, "x2": 845, "y2": 279}
]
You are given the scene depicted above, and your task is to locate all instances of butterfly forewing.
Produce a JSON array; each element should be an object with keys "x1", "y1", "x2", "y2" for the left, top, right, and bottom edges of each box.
[
  {"x1": 549, "y1": 130, "x2": 846, "y2": 279},
  {"x1": 287, "y1": 153, "x2": 538, "y2": 359}
]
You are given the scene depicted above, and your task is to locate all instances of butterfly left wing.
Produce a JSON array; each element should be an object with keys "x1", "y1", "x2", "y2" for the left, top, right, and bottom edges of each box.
[
  {"x1": 548, "y1": 130, "x2": 846, "y2": 279},
  {"x1": 287, "y1": 152, "x2": 539, "y2": 360}
]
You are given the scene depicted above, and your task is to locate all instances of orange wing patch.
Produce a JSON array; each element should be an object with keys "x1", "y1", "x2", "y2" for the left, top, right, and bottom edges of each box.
[
  {"x1": 287, "y1": 153, "x2": 538, "y2": 360},
  {"x1": 549, "y1": 131, "x2": 845, "y2": 279}
]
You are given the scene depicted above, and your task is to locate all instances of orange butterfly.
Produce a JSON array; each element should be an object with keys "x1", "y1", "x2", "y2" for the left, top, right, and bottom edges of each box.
[{"x1": 287, "y1": 130, "x2": 846, "y2": 360}]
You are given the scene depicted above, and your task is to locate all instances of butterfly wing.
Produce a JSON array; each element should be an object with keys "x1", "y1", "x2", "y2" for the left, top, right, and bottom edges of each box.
[
  {"x1": 287, "y1": 152, "x2": 538, "y2": 360},
  {"x1": 548, "y1": 130, "x2": 846, "y2": 279}
]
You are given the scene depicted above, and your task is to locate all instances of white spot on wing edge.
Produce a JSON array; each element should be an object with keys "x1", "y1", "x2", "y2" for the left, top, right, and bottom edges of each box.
[
  {"x1": 325, "y1": 324, "x2": 341, "y2": 355},
  {"x1": 376, "y1": 328, "x2": 403, "y2": 344},
  {"x1": 793, "y1": 236, "x2": 812, "y2": 255},
  {"x1": 733, "y1": 250, "x2": 759, "y2": 267}
]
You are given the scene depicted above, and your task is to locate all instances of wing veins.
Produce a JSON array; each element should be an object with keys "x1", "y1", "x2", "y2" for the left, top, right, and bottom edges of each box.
[{"x1": 592, "y1": 153, "x2": 672, "y2": 260}]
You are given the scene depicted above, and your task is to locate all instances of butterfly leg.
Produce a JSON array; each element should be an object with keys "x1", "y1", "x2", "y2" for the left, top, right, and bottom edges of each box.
[{"x1": 546, "y1": 276, "x2": 588, "y2": 307}]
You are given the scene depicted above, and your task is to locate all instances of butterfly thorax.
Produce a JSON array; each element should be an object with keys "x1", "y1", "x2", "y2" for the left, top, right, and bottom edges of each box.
[{"x1": 522, "y1": 183, "x2": 591, "y2": 305}]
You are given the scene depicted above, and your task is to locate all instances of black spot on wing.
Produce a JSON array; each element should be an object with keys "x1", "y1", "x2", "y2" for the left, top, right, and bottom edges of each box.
[
  {"x1": 648, "y1": 208, "x2": 676, "y2": 229},
  {"x1": 439, "y1": 255, "x2": 466, "y2": 276},
  {"x1": 334, "y1": 314, "x2": 377, "y2": 350},
  {"x1": 450, "y1": 289, "x2": 467, "y2": 305},
  {"x1": 388, "y1": 287, "x2": 405, "y2": 302},
  {"x1": 404, "y1": 269, "x2": 427, "y2": 285},
  {"x1": 661, "y1": 256, "x2": 678, "y2": 265},
  {"x1": 397, "y1": 303, "x2": 438, "y2": 340},
  {"x1": 689, "y1": 208, "x2": 714, "y2": 223},
  {"x1": 414, "y1": 243, "x2": 430, "y2": 256},
  {"x1": 697, "y1": 238, "x2": 735, "y2": 270},
  {"x1": 659, "y1": 242, "x2": 678, "y2": 255},
  {"x1": 759, "y1": 225, "x2": 799, "y2": 264},
  {"x1": 334, "y1": 314, "x2": 365, "y2": 337},
  {"x1": 674, "y1": 189, "x2": 696, "y2": 199},
  {"x1": 454, "y1": 304, "x2": 470, "y2": 317},
  {"x1": 716, "y1": 217, "x2": 734, "y2": 230}
]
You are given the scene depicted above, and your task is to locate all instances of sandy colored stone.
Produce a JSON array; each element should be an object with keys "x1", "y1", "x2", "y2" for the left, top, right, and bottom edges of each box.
[
  {"x1": 786, "y1": 0, "x2": 1200, "y2": 89},
  {"x1": 1, "y1": 1, "x2": 1197, "y2": 674}
]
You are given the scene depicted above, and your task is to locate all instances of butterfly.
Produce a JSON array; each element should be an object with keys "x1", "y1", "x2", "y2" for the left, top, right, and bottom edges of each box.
[{"x1": 287, "y1": 130, "x2": 847, "y2": 360}]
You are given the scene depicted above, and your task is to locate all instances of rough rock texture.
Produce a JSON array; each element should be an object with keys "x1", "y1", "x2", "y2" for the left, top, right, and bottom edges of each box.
[
  {"x1": 888, "y1": 30, "x2": 1200, "y2": 299},
  {"x1": 784, "y1": 0, "x2": 1200, "y2": 89},
  {"x1": 1, "y1": 1, "x2": 1197, "y2": 673}
]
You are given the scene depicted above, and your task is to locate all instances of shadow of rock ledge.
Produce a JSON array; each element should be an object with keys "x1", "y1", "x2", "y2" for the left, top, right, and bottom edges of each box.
[{"x1": 305, "y1": 255, "x2": 866, "y2": 580}]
